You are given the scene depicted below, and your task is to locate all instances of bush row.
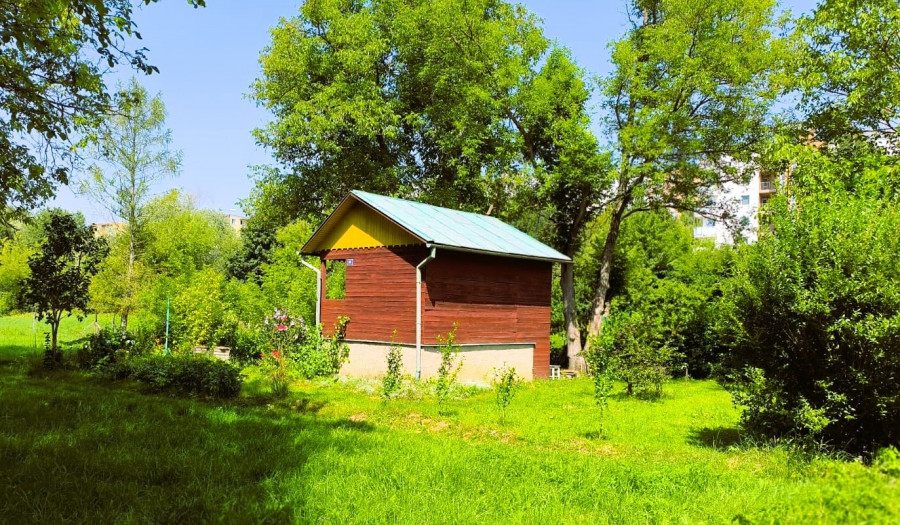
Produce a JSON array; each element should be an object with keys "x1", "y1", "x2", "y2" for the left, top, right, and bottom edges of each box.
[{"x1": 78, "y1": 327, "x2": 243, "y2": 399}]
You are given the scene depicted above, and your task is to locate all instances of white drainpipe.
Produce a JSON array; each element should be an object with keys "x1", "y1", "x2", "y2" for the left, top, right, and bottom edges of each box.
[
  {"x1": 300, "y1": 256, "x2": 322, "y2": 326},
  {"x1": 415, "y1": 246, "x2": 437, "y2": 379}
]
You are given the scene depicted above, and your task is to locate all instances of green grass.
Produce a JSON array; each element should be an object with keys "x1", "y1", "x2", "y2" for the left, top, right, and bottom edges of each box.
[
  {"x1": 0, "y1": 312, "x2": 112, "y2": 360},
  {"x1": 1, "y1": 315, "x2": 897, "y2": 523}
]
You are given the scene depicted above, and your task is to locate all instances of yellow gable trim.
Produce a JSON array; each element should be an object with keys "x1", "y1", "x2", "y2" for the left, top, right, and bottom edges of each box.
[{"x1": 317, "y1": 203, "x2": 421, "y2": 250}]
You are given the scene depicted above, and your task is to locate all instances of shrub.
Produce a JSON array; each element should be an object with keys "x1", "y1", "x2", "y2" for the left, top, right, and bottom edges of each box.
[
  {"x1": 290, "y1": 316, "x2": 349, "y2": 379},
  {"x1": 585, "y1": 338, "x2": 615, "y2": 436},
  {"x1": 381, "y1": 335, "x2": 404, "y2": 400},
  {"x1": 491, "y1": 365, "x2": 520, "y2": 423},
  {"x1": 256, "y1": 310, "x2": 350, "y2": 395},
  {"x1": 717, "y1": 179, "x2": 900, "y2": 455},
  {"x1": 131, "y1": 354, "x2": 243, "y2": 398},
  {"x1": 172, "y1": 268, "x2": 227, "y2": 351},
  {"x1": 874, "y1": 447, "x2": 900, "y2": 478},
  {"x1": 76, "y1": 327, "x2": 138, "y2": 371},
  {"x1": 434, "y1": 327, "x2": 463, "y2": 414},
  {"x1": 229, "y1": 328, "x2": 262, "y2": 365},
  {"x1": 259, "y1": 349, "x2": 291, "y2": 397},
  {"x1": 598, "y1": 309, "x2": 674, "y2": 398}
]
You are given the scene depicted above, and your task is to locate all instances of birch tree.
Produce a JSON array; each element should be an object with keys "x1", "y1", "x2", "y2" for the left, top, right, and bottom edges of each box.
[{"x1": 81, "y1": 79, "x2": 182, "y2": 328}]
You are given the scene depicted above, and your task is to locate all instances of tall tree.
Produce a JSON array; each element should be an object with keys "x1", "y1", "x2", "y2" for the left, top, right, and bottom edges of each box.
[
  {"x1": 582, "y1": 0, "x2": 785, "y2": 360},
  {"x1": 250, "y1": 0, "x2": 548, "y2": 218},
  {"x1": 251, "y1": 0, "x2": 607, "y2": 363},
  {"x1": 21, "y1": 210, "x2": 108, "y2": 357},
  {"x1": 80, "y1": 79, "x2": 182, "y2": 328},
  {"x1": 511, "y1": 49, "x2": 613, "y2": 367},
  {"x1": 797, "y1": 0, "x2": 900, "y2": 146},
  {"x1": 0, "y1": 0, "x2": 203, "y2": 232}
]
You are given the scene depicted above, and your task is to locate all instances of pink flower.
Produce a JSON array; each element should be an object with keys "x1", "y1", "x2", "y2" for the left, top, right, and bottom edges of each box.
[
  {"x1": 272, "y1": 350, "x2": 282, "y2": 359},
  {"x1": 275, "y1": 324, "x2": 287, "y2": 332}
]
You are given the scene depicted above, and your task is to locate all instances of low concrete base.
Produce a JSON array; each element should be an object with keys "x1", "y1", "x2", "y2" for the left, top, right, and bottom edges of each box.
[{"x1": 340, "y1": 340, "x2": 535, "y2": 383}]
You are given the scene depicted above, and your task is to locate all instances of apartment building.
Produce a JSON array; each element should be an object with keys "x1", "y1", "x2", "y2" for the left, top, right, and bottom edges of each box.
[
  {"x1": 693, "y1": 167, "x2": 783, "y2": 245},
  {"x1": 226, "y1": 214, "x2": 248, "y2": 234}
]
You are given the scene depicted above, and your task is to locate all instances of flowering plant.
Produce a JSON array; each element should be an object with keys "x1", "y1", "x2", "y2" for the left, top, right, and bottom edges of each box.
[
  {"x1": 257, "y1": 310, "x2": 350, "y2": 395},
  {"x1": 259, "y1": 310, "x2": 307, "y2": 396}
]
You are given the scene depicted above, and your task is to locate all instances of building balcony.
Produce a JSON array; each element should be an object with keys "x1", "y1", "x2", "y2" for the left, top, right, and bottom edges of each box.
[{"x1": 760, "y1": 180, "x2": 776, "y2": 192}]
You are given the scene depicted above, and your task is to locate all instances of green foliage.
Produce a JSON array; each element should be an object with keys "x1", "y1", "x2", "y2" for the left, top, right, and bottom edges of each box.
[
  {"x1": 796, "y1": 0, "x2": 900, "y2": 143},
  {"x1": 0, "y1": 0, "x2": 204, "y2": 230},
  {"x1": 718, "y1": 158, "x2": 900, "y2": 454},
  {"x1": 88, "y1": 234, "x2": 151, "y2": 325},
  {"x1": 598, "y1": 310, "x2": 674, "y2": 399},
  {"x1": 874, "y1": 447, "x2": 900, "y2": 478},
  {"x1": 585, "y1": 338, "x2": 615, "y2": 436},
  {"x1": 258, "y1": 220, "x2": 317, "y2": 323},
  {"x1": 130, "y1": 354, "x2": 243, "y2": 399},
  {"x1": 257, "y1": 310, "x2": 349, "y2": 395},
  {"x1": 577, "y1": 211, "x2": 731, "y2": 380},
  {"x1": 381, "y1": 334, "x2": 404, "y2": 400},
  {"x1": 227, "y1": 219, "x2": 280, "y2": 282},
  {"x1": 80, "y1": 78, "x2": 181, "y2": 328},
  {"x1": 21, "y1": 210, "x2": 108, "y2": 353},
  {"x1": 249, "y1": 0, "x2": 599, "y2": 225},
  {"x1": 583, "y1": 0, "x2": 786, "y2": 344},
  {"x1": 0, "y1": 228, "x2": 34, "y2": 314},
  {"x1": 172, "y1": 268, "x2": 227, "y2": 352},
  {"x1": 142, "y1": 190, "x2": 239, "y2": 278},
  {"x1": 434, "y1": 327, "x2": 463, "y2": 414},
  {"x1": 260, "y1": 350, "x2": 292, "y2": 398},
  {"x1": 490, "y1": 365, "x2": 520, "y2": 424},
  {"x1": 76, "y1": 327, "x2": 137, "y2": 371}
]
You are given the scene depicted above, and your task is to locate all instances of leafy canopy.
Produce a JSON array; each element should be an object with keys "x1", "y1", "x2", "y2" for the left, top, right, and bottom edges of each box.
[
  {"x1": 0, "y1": 0, "x2": 203, "y2": 231},
  {"x1": 21, "y1": 210, "x2": 108, "y2": 351},
  {"x1": 249, "y1": 0, "x2": 598, "y2": 225}
]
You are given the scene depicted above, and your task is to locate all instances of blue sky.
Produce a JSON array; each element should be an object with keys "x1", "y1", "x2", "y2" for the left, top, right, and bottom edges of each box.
[{"x1": 51, "y1": 0, "x2": 818, "y2": 223}]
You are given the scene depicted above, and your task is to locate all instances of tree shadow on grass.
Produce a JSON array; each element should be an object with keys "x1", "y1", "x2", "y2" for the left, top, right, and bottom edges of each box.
[
  {"x1": 688, "y1": 426, "x2": 745, "y2": 450},
  {"x1": 0, "y1": 366, "x2": 376, "y2": 523}
]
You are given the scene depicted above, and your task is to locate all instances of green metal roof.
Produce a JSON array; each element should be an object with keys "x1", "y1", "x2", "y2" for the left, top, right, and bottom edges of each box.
[{"x1": 304, "y1": 190, "x2": 571, "y2": 263}]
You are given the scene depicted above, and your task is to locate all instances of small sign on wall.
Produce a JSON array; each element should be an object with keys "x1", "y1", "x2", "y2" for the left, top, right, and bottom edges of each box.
[{"x1": 347, "y1": 259, "x2": 354, "y2": 266}]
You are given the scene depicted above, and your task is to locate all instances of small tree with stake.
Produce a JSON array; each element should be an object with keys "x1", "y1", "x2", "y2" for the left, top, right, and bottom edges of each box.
[
  {"x1": 585, "y1": 336, "x2": 615, "y2": 438},
  {"x1": 22, "y1": 210, "x2": 108, "y2": 365}
]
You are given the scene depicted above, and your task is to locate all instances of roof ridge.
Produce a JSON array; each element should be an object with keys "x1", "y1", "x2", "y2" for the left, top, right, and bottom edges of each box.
[{"x1": 351, "y1": 189, "x2": 501, "y2": 222}]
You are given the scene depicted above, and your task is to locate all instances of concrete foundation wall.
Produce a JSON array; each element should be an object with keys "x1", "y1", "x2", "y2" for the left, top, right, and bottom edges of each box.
[{"x1": 340, "y1": 340, "x2": 535, "y2": 383}]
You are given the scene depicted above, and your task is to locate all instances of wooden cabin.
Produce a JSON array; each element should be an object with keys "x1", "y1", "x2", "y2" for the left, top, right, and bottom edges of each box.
[{"x1": 301, "y1": 191, "x2": 570, "y2": 381}]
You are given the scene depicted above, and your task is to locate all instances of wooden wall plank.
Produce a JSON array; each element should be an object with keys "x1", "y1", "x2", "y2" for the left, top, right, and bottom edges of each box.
[{"x1": 318, "y1": 246, "x2": 553, "y2": 378}]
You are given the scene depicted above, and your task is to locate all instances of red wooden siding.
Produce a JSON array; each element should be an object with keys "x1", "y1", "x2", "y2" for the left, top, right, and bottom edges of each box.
[
  {"x1": 321, "y1": 246, "x2": 429, "y2": 343},
  {"x1": 319, "y1": 246, "x2": 553, "y2": 378},
  {"x1": 422, "y1": 251, "x2": 552, "y2": 378}
]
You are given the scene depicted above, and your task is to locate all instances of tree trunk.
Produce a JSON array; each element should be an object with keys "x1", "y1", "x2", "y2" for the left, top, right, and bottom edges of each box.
[
  {"x1": 50, "y1": 316, "x2": 59, "y2": 356},
  {"x1": 121, "y1": 221, "x2": 136, "y2": 330},
  {"x1": 560, "y1": 261, "x2": 585, "y2": 372},
  {"x1": 51, "y1": 324, "x2": 58, "y2": 352},
  {"x1": 584, "y1": 199, "x2": 629, "y2": 351}
]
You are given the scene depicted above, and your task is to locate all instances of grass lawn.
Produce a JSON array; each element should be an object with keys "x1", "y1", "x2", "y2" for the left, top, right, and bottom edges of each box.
[{"x1": 1, "y1": 314, "x2": 897, "y2": 523}]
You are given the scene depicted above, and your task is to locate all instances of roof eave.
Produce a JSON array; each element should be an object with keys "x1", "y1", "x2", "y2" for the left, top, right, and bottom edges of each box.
[{"x1": 428, "y1": 243, "x2": 571, "y2": 264}]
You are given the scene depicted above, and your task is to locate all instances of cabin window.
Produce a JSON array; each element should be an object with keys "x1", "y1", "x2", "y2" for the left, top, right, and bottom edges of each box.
[{"x1": 326, "y1": 260, "x2": 347, "y2": 300}]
